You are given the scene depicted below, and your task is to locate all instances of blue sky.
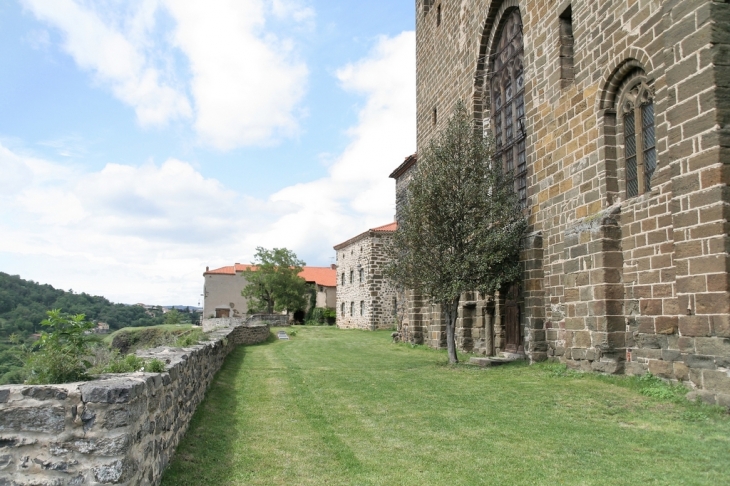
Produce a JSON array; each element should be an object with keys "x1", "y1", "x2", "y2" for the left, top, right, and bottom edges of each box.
[{"x1": 0, "y1": 0, "x2": 416, "y2": 305}]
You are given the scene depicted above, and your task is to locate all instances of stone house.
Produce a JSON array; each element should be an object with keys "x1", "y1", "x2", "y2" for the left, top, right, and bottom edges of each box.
[
  {"x1": 203, "y1": 263, "x2": 336, "y2": 320},
  {"x1": 334, "y1": 223, "x2": 399, "y2": 330},
  {"x1": 399, "y1": 0, "x2": 730, "y2": 403}
]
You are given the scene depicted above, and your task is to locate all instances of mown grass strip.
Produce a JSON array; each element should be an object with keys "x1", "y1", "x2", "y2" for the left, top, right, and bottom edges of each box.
[{"x1": 162, "y1": 327, "x2": 730, "y2": 486}]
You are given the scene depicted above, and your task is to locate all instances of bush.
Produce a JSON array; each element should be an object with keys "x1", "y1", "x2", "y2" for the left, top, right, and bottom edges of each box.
[
  {"x1": 145, "y1": 358, "x2": 166, "y2": 373},
  {"x1": 100, "y1": 353, "x2": 147, "y2": 373},
  {"x1": 306, "y1": 307, "x2": 336, "y2": 326},
  {"x1": 24, "y1": 310, "x2": 95, "y2": 384},
  {"x1": 175, "y1": 328, "x2": 206, "y2": 347}
]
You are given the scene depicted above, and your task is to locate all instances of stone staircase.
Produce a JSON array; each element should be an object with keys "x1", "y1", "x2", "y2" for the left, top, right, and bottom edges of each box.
[{"x1": 468, "y1": 351, "x2": 526, "y2": 367}]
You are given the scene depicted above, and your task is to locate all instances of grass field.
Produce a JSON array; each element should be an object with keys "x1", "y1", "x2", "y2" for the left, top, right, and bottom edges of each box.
[{"x1": 161, "y1": 327, "x2": 730, "y2": 486}]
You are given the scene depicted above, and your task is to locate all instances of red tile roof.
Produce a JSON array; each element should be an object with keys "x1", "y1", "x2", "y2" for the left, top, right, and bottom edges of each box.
[
  {"x1": 333, "y1": 222, "x2": 398, "y2": 250},
  {"x1": 204, "y1": 263, "x2": 336, "y2": 287},
  {"x1": 298, "y1": 267, "x2": 337, "y2": 287},
  {"x1": 371, "y1": 222, "x2": 398, "y2": 232}
]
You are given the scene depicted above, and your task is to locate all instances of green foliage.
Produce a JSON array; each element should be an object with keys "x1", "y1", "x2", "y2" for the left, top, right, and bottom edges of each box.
[
  {"x1": 241, "y1": 247, "x2": 309, "y2": 315},
  {"x1": 145, "y1": 358, "x2": 166, "y2": 373},
  {"x1": 164, "y1": 309, "x2": 182, "y2": 325},
  {"x1": 100, "y1": 353, "x2": 147, "y2": 373},
  {"x1": 305, "y1": 307, "x2": 336, "y2": 326},
  {"x1": 635, "y1": 372, "x2": 687, "y2": 401},
  {"x1": 0, "y1": 271, "x2": 168, "y2": 343},
  {"x1": 24, "y1": 310, "x2": 95, "y2": 384},
  {"x1": 387, "y1": 101, "x2": 527, "y2": 363},
  {"x1": 175, "y1": 328, "x2": 207, "y2": 347}
]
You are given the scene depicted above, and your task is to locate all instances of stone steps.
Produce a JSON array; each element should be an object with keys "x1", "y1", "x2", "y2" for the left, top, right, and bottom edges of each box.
[{"x1": 468, "y1": 353, "x2": 525, "y2": 367}]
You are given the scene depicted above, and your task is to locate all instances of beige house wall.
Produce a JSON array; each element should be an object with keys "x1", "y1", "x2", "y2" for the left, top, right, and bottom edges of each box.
[{"x1": 203, "y1": 273, "x2": 249, "y2": 319}]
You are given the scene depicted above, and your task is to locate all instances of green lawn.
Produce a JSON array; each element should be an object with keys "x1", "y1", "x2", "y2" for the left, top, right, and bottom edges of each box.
[{"x1": 161, "y1": 327, "x2": 730, "y2": 486}]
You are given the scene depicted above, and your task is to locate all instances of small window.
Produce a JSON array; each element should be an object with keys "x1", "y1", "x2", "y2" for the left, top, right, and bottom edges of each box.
[
  {"x1": 423, "y1": 0, "x2": 434, "y2": 15},
  {"x1": 341, "y1": 302, "x2": 345, "y2": 314},
  {"x1": 350, "y1": 302, "x2": 354, "y2": 316},
  {"x1": 392, "y1": 296, "x2": 397, "y2": 316},
  {"x1": 436, "y1": 4, "x2": 442, "y2": 26},
  {"x1": 559, "y1": 5, "x2": 574, "y2": 88},
  {"x1": 341, "y1": 273, "x2": 345, "y2": 286},
  {"x1": 349, "y1": 270, "x2": 354, "y2": 284},
  {"x1": 359, "y1": 268, "x2": 364, "y2": 283},
  {"x1": 432, "y1": 107, "x2": 437, "y2": 126},
  {"x1": 360, "y1": 301, "x2": 364, "y2": 316}
]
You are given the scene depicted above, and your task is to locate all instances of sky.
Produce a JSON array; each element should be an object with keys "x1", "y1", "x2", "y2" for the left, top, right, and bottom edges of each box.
[{"x1": 0, "y1": 0, "x2": 416, "y2": 306}]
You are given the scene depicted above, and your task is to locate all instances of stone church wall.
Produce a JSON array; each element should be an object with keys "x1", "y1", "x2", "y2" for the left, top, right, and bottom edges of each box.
[
  {"x1": 0, "y1": 323, "x2": 270, "y2": 485},
  {"x1": 409, "y1": 0, "x2": 730, "y2": 404}
]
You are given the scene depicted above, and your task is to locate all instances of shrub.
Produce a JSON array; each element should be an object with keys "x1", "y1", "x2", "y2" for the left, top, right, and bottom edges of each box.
[
  {"x1": 175, "y1": 328, "x2": 206, "y2": 347},
  {"x1": 145, "y1": 358, "x2": 166, "y2": 373},
  {"x1": 24, "y1": 310, "x2": 95, "y2": 384},
  {"x1": 101, "y1": 353, "x2": 147, "y2": 373}
]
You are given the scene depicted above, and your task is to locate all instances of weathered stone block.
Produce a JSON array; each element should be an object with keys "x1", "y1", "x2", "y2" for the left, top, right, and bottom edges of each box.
[
  {"x1": 0, "y1": 406, "x2": 65, "y2": 433},
  {"x1": 649, "y1": 360, "x2": 674, "y2": 379},
  {"x1": 702, "y1": 370, "x2": 730, "y2": 394}
]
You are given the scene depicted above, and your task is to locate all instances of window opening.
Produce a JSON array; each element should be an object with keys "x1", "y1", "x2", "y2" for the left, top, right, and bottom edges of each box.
[
  {"x1": 559, "y1": 5, "x2": 574, "y2": 87},
  {"x1": 437, "y1": 4, "x2": 442, "y2": 26},
  {"x1": 341, "y1": 273, "x2": 345, "y2": 286},
  {"x1": 359, "y1": 268, "x2": 364, "y2": 283},
  {"x1": 432, "y1": 106, "x2": 438, "y2": 126},
  {"x1": 423, "y1": 0, "x2": 434, "y2": 15},
  {"x1": 621, "y1": 81, "x2": 655, "y2": 198},
  {"x1": 349, "y1": 270, "x2": 354, "y2": 284},
  {"x1": 490, "y1": 9, "x2": 527, "y2": 207},
  {"x1": 360, "y1": 301, "x2": 364, "y2": 316},
  {"x1": 350, "y1": 302, "x2": 354, "y2": 316},
  {"x1": 341, "y1": 302, "x2": 345, "y2": 315}
]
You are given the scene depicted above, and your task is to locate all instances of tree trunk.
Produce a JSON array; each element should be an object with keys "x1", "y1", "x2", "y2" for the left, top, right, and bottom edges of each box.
[{"x1": 444, "y1": 296, "x2": 460, "y2": 364}]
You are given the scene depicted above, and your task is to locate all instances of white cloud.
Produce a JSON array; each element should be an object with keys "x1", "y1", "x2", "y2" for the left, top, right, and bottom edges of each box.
[
  {"x1": 241, "y1": 31, "x2": 416, "y2": 262},
  {"x1": 22, "y1": 0, "x2": 192, "y2": 126},
  {"x1": 0, "y1": 31, "x2": 415, "y2": 305},
  {"x1": 23, "y1": 0, "x2": 310, "y2": 149},
  {"x1": 162, "y1": 0, "x2": 309, "y2": 149}
]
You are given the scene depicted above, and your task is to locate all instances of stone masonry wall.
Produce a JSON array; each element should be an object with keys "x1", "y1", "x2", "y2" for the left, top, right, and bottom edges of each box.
[
  {"x1": 412, "y1": 0, "x2": 730, "y2": 404},
  {"x1": 336, "y1": 233, "x2": 398, "y2": 330},
  {"x1": 0, "y1": 323, "x2": 270, "y2": 485}
]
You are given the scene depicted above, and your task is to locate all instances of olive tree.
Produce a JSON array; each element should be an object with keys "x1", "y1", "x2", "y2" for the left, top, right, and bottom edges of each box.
[{"x1": 386, "y1": 101, "x2": 527, "y2": 364}]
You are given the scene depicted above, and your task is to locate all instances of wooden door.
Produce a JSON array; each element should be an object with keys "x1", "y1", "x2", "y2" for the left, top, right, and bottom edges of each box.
[
  {"x1": 504, "y1": 283, "x2": 522, "y2": 352},
  {"x1": 215, "y1": 308, "x2": 230, "y2": 318}
]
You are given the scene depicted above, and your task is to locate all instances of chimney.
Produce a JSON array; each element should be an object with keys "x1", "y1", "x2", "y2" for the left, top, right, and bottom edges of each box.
[
  {"x1": 331, "y1": 264, "x2": 336, "y2": 270},
  {"x1": 206, "y1": 266, "x2": 209, "y2": 272}
]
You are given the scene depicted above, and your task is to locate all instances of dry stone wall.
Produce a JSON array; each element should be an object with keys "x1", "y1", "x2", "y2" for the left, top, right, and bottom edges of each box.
[{"x1": 0, "y1": 323, "x2": 270, "y2": 486}]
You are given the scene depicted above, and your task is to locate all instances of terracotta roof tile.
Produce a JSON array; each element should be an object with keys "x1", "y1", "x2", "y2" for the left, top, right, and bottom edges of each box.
[
  {"x1": 205, "y1": 263, "x2": 336, "y2": 287},
  {"x1": 298, "y1": 267, "x2": 337, "y2": 287},
  {"x1": 333, "y1": 222, "x2": 398, "y2": 250}
]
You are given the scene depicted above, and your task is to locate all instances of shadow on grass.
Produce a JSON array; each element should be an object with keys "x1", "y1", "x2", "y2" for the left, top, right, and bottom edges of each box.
[{"x1": 160, "y1": 340, "x2": 274, "y2": 485}]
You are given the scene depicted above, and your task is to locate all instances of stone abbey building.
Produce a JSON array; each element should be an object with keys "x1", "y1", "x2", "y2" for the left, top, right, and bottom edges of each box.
[{"x1": 400, "y1": 0, "x2": 730, "y2": 403}]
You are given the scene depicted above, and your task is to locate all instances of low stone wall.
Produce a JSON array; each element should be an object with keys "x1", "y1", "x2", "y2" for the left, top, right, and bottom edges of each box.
[
  {"x1": 0, "y1": 323, "x2": 270, "y2": 486},
  {"x1": 202, "y1": 314, "x2": 289, "y2": 332}
]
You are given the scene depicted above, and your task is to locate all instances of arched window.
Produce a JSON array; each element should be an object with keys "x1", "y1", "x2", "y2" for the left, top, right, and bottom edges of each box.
[
  {"x1": 490, "y1": 9, "x2": 526, "y2": 206},
  {"x1": 621, "y1": 80, "x2": 655, "y2": 197}
]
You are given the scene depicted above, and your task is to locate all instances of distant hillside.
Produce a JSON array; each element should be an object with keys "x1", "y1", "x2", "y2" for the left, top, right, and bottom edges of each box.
[{"x1": 0, "y1": 272, "x2": 173, "y2": 340}]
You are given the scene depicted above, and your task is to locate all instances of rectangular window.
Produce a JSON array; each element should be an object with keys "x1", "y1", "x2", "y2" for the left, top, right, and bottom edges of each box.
[
  {"x1": 642, "y1": 102, "x2": 656, "y2": 192},
  {"x1": 360, "y1": 301, "x2": 364, "y2": 316},
  {"x1": 341, "y1": 273, "x2": 345, "y2": 286},
  {"x1": 341, "y1": 302, "x2": 345, "y2": 315},
  {"x1": 350, "y1": 302, "x2": 354, "y2": 316},
  {"x1": 625, "y1": 112, "x2": 638, "y2": 198},
  {"x1": 559, "y1": 5, "x2": 574, "y2": 87},
  {"x1": 349, "y1": 270, "x2": 354, "y2": 284},
  {"x1": 359, "y1": 268, "x2": 364, "y2": 283}
]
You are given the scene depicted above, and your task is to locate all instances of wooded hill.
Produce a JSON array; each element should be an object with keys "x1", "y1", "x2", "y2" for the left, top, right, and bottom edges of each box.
[{"x1": 0, "y1": 271, "x2": 170, "y2": 341}]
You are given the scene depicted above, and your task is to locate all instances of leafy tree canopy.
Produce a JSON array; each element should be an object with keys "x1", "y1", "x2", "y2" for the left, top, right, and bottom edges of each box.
[
  {"x1": 241, "y1": 247, "x2": 309, "y2": 315},
  {"x1": 386, "y1": 101, "x2": 528, "y2": 363}
]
